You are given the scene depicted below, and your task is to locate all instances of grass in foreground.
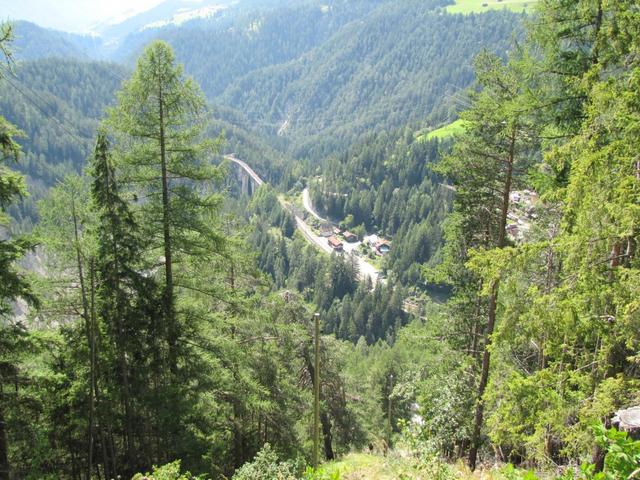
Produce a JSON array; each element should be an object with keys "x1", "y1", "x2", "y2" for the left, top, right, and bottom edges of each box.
[{"x1": 322, "y1": 452, "x2": 507, "y2": 480}]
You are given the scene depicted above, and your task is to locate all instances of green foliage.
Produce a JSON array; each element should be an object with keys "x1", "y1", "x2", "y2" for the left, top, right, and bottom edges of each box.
[
  {"x1": 0, "y1": 21, "x2": 38, "y2": 317},
  {"x1": 222, "y1": 2, "x2": 521, "y2": 159},
  {"x1": 303, "y1": 466, "x2": 341, "y2": 480},
  {"x1": 498, "y1": 464, "x2": 539, "y2": 480},
  {"x1": 231, "y1": 444, "x2": 301, "y2": 480},
  {"x1": 427, "y1": 0, "x2": 640, "y2": 471},
  {"x1": 132, "y1": 461, "x2": 198, "y2": 480},
  {"x1": 0, "y1": 24, "x2": 41, "y2": 480},
  {"x1": 396, "y1": 415, "x2": 463, "y2": 480},
  {"x1": 406, "y1": 455, "x2": 457, "y2": 480},
  {"x1": 310, "y1": 128, "x2": 452, "y2": 286},
  {"x1": 588, "y1": 426, "x2": 640, "y2": 480},
  {"x1": 497, "y1": 426, "x2": 640, "y2": 480},
  {"x1": 230, "y1": 444, "x2": 343, "y2": 480}
]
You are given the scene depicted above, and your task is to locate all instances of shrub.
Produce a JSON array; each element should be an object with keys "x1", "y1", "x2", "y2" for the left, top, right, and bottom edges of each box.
[
  {"x1": 131, "y1": 461, "x2": 199, "y2": 480},
  {"x1": 498, "y1": 425, "x2": 640, "y2": 480},
  {"x1": 231, "y1": 444, "x2": 301, "y2": 480},
  {"x1": 567, "y1": 425, "x2": 640, "y2": 480}
]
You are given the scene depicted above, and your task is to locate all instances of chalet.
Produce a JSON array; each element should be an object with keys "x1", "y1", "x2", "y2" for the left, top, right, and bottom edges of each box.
[
  {"x1": 343, "y1": 231, "x2": 357, "y2": 243},
  {"x1": 328, "y1": 236, "x2": 343, "y2": 252},
  {"x1": 332, "y1": 226, "x2": 342, "y2": 235},
  {"x1": 375, "y1": 239, "x2": 391, "y2": 255},
  {"x1": 319, "y1": 223, "x2": 333, "y2": 237}
]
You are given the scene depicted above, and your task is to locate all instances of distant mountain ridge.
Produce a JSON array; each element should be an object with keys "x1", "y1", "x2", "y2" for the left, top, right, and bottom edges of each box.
[
  {"x1": 3, "y1": 0, "x2": 524, "y2": 197},
  {"x1": 9, "y1": 0, "x2": 311, "y2": 60},
  {"x1": 92, "y1": 0, "x2": 233, "y2": 49},
  {"x1": 11, "y1": 21, "x2": 104, "y2": 61},
  {"x1": 217, "y1": 2, "x2": 523, "y2": 158},
  {"x1": 130, "y1": 1, "x2": 389, "y2": 93}
]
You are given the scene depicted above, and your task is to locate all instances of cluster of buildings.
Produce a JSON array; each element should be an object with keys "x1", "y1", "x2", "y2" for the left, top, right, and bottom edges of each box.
[
  {"x1": 326, "y1": 226, "x2": 357, "y2": 252},
  {"x1": 324, "y1": 227, "x2": 391, "y2": 255},
  {"x1": 363, "y1": 234, "x2": 391, "y2": 255}
]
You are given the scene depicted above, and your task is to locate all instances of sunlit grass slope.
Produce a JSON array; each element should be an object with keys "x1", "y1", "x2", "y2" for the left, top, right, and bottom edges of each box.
[
  {"x1": 416, "y1": 119, "x2": 467, "y2": 142},
  {"x1": 322, "y1": 452, "x2": 512, "y2": 480},
  {"x1": 445, "y1": 0, "x2": 537, "y2": 14}
]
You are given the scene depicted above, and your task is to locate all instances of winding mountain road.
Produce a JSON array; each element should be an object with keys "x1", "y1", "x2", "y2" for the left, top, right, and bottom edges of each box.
[
  {"x1": 226, "y1": 155, "x2": 382, "y2": 284},
  {"x1": 226, "y1": 155, "x2": 331, "y2": 256},
  {"x1": 302, "y1": 188, "x2": 324, "y2": 222},
  {"x1": 301, "y1": 188, "x2": 382, "y2": 284}
]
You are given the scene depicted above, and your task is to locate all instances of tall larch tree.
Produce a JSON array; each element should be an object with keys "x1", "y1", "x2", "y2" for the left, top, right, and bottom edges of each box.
[{"x1": 107, "y1": 41, "x2": 222, "y2": 375}]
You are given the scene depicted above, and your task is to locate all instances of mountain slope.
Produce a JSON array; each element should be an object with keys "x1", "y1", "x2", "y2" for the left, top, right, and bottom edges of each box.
[
  {"x1": 219, "y1": 3, "x2": 523, "y2": 158},
  {"x1": 96, "y1": 0, "x2": 325, "y2": 55},
  {"x1": 10, "y1": 21, "x2": 102, "y2": 61},
  {"x1": 0, "y1": 56, "x2": 281, "y2": 224},
  {"x1": 111, "y1": 1, "x2": 389, "y2": 92},
  {"x1": 0, "y1": 58, "x2": 127, "y2": 223},
  {"x1": 92, "y1": 0, "x2": 231, "y2": 45}
]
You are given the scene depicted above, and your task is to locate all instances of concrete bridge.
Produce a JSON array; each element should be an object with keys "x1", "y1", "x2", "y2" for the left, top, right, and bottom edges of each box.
[{"x1": 226, "y1": 154, "x2": 263, "y2": 196}]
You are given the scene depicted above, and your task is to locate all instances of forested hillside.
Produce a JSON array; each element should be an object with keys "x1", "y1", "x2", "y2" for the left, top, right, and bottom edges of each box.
[
  {"x1": 2, "y1": 1, "x2": 522, "y2": 189},
  {"x1": 310, "y1": 130, "x2": 453, "y2": 285},
  {"x1": 220, "y1": 3, "x2": 522, "y2": 158},
  {"x1": 0, "y1": 58, "x2": 126, "y2": 224},
  {"x1": 1, "y1": 1, "x2": 639, "y2": 480},
  {"x1": 75, "y1": 0, "x2": 522, "y2": 160},
  {"x1": 116, "y1": 0, "x2": 388, "y2": 97},
  {"x1": 10, "y1": 21, "x2": 101, "y2": 61}
]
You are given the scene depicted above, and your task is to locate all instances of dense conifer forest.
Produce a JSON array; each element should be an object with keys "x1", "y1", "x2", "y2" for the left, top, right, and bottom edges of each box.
[{"x1": 0, "y1": 0, "x2": 639, "y2": 479}]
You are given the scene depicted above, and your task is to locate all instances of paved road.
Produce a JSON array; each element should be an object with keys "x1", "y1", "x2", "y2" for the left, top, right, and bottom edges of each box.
[
  {"x1": 302, "y1": 188, "x2": 324, "y2": 222},
  {"x1": 227, "y1": 155, "x2": 332, "y2": 255},
  {"x1": 228, "y1": 155, "x2": 383, "y2": 284},
  {"x1": 293, "y1": 214, "x2": 334, "y2": 255},
  {"x1": 301, "y1": 190, "x2": 382, "y2": 285}
]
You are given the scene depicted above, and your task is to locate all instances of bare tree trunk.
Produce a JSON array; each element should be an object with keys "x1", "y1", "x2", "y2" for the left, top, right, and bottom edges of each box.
[
  {"x1": 71, "y1": 195, "x2": 94, "y2": 478},
  {"x1": 321, "y1": 411, "x2": 335, "y2": 461},
  {"x1": 468, "y1": 283, "x2": 499, "y2": 470},
  {"x1": 158, "y1": 82, "x2": 177, "y2": 376},
  {"x1": 0, "y1": 398, "x2": 9, "y2": 480},
  {"x1": 468, "y1": 129, "x2": 516, "y2": 470}
]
